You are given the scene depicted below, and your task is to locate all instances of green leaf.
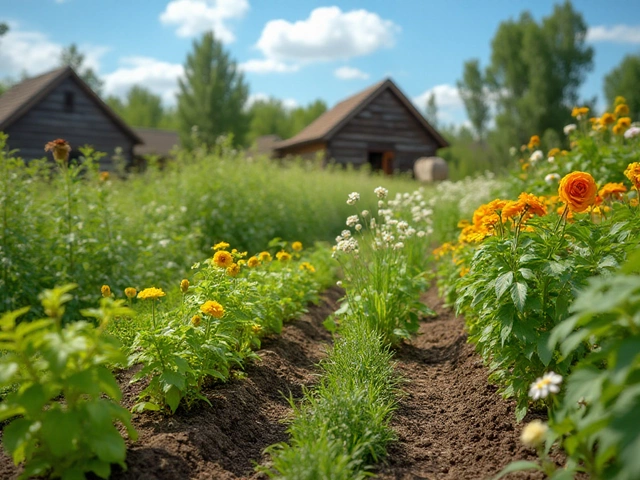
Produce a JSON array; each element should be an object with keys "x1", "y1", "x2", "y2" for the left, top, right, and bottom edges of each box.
[
  {"x1": 510, "y1": 282, "x2": 528, "y2": 312},
  {"x1": 87, "y1": 428, "x2": 126, "y2": 464},
  {"x1": 132, "y1": 401, "x2": 160, "y2": 412},
  {"x1": 160, "y1": 370, "x2": 185, "y2": 391},
  {"x1": 19, "y1": 384, "x2": 47, "y2": 417},
  {"x1": 537, "y1": 332, "x2": 553, "y2": 366},
  {"x1": 96, "y1": 366, "x2": 122, "y2": 400},
  {"x1": 492, "y1": 461, "x2": 542, "y2": 479},
  {"x1": 61, "y1": 467, "x2": 86, "y2": 480},
  {"x1": 165, "y1": 385, "x2": 182, "y2": 413},
  {"x1": 0, "y1": 362, "x2": 19, "y2": 384},
  {"x1": 495, "y1": 271, "x2": 514, "y2": 300},
  {"x1": 3, "y1": 418, "x2": 32, "y2": 463},
  {"x1": 40, "y1": 410, "x2": 80, "y2": 457}
]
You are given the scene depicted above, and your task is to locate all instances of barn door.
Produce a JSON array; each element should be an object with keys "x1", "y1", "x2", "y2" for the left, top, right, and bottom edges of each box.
[{"x1": 382, "y1": 151, "x2": 394, "y2": 175}]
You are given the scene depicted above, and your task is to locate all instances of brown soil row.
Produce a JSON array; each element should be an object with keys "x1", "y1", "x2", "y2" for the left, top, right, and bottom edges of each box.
[{"x1": 1, "y1": 284, "x2": 548, "y2": 479}]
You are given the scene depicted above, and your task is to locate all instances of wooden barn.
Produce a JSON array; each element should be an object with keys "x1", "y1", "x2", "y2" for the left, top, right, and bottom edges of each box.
[
  {"x1": 273, "y1": 78, "x2": 448, "y2": 174},
  {"x1": 0, "y1": 66, "x2": 142, "y2": 168}
]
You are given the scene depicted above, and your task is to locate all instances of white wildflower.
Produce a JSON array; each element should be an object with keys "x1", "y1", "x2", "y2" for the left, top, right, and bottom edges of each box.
[
  {"x1": 361, "y1": 210, "x2": 369, "y2": 217},
  {"x1": 355, "y1": 224, "x2": 362, "y2": 231},
  {"x1": 393, "y1": 242, "x2": 404, "y2": 250},
  {"x1": 417, "y1": 230, "x2": 426, "y2": 238},
  {"x1": 563, "y1": 124, "x2": 577, "y2": 135},
  {"x1": 545, "y1": 173, "x2": 561, "y2": 185},
  {"x1": 347, "y1": 192, "x2": 360, "y2": 205},
  {"x1": 341, "y1": 230, "x2": 351, "y2": 239},
  {"x1": 336, "y1": 280, "x2": 343, "y2": 287},
  {"x1": 374, "y1": 186, "x2": 388, "y2": 199},
  {"x1": 624, "y1": 126, "x2": 640, "y2": 139},
  {"x1": 378, "y1": 200, "x2": 384, "y2": 208},
  {"x1": 529, "y1": 150, "x2": 544, "y2": 164},
  {"x1": 529, "y1": 372, "x2": 562, "y2": 400},
  {"x1": 346, "y1": 215, "x2": 359, "y2": 227},
  {"x1": 509, "y1": 146, "x2": 517, "y2": 156}
]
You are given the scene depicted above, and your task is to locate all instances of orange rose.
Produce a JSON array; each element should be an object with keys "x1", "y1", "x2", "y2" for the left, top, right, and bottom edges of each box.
[{"x1": 558, "y1": 172, "x2": 598, "y2": 212}]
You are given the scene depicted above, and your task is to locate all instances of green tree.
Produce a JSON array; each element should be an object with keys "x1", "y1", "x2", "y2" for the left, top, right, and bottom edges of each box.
[
  {"x1": 485, "y1": 1, "x2": 593, "y2": 156},
  {"x1": 247, "y1": 98, "x2": 290, "y2": 143},
  {"x1": 0, "y1": 22, "x2": 8, "y2": 37},
  {"x1": 177, "y1": 31, "x2": 250, "y2": 148},
  {"x1": 604, "y1": 54, "x2": 640, "y2": 120},
  {"x1": 107, "y1": 86, "x2": 165, "y2": 128},
  {"x1": 424, "y1": 92, "x2": 438, "y2": 127},
  {"x1": 288, "y1": 99, "x2": 327, "y2": 136},
  {"x1": 457, "y1": 59, "x2": 490, "y2": 139},
  {"x1": 60, "y1": 43, "x2": 104, "y2": 95}
]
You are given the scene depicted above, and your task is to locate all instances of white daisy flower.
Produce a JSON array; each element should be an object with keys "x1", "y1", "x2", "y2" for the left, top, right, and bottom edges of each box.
[
  {"x1": 528, "y1": 372, "x2": 562, "y2": 400},
  {"x1": 563, "y1": 124, "x2": 577, "y2": 135}
]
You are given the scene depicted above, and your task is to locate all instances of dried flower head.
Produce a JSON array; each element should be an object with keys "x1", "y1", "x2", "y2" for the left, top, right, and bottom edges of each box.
[{"x1": 44, "y1": 138, "x2": 71, "y2": 163}]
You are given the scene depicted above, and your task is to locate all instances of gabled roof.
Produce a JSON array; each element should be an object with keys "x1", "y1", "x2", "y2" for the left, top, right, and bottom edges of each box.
[
  {"x1": 274, "y1": 78, "x2": 448, "y2": 151},
  {"x1": 0, "y1": 66, "x2": 143, "y2": 144},
  {"x1": 134, "y1": 127, "x2": 179, "y2": 156}
]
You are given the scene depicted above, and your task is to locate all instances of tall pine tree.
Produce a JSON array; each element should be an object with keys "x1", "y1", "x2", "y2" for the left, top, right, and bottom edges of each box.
[{"x1": 177, "y1": 31, "x2": 250, "y2": 148}]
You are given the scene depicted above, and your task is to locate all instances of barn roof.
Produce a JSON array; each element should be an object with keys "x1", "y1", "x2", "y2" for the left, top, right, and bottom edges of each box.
[
  {"x1": 274, "y1": 78, "x2": 448, "y2": 151},
  {"x1": 0, "y1": 66, "x2": 142, "y2": 144},
  {"x1": 133, "y1": 127, "x2": 179, "y2": 156}
]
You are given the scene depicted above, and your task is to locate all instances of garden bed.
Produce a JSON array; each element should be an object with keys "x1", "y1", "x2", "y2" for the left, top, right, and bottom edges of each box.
[{"x1": 1, "y1": 285, "x2": 557, "y2": 480}]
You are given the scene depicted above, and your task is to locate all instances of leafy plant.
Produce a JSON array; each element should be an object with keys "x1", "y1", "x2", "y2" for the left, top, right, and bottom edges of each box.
[{"x1": 0, "y1": 285, "x2": 137, "y2": 479}]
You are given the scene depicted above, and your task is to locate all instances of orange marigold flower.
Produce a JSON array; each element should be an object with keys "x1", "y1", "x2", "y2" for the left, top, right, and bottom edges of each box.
[
  {"x1": 558, "y1": 171, "x2": 598, "y2": 212},
  {"x1": 601, "y1": 113, "x2": 616, "y2": 125},
  {"x1": 501, "y1": 200, "x2": 526, "y2": 221},
  {"x1": 547, "y1": 148, "x2": 560, "y2": 159},
  {"x1": 226, "y1": 263, "x2": 240, "y2": 277},
  {"x1": 528, "y1": 135, "x2": 540, "y2": 149},
  {"x1": 518, "y1": 192, "x2": 547, "y2": 217},
  {"x1": 200, "y1": 300, "x2": 224, "y2": 318},
  {"x1": 571, "y1": 106, "x2": 589, "y2": 117},
  {"x1": 101, "y1": 285, "x2": 111, "y2": 298},
  {"x1": 213, "y1": 250, "x2": 233, "y2": 268},
  {"x1": 44, "y1": 138, "x2": 71, "y2": 163},
  {"x1": 624, "y1": 162, "x2": 640, "y2": 190},
  {"x1": 598, "y1": 182, "x2": 627, "y2": 200},
  {"x1": 291, "y1": 241, "x2": 303, "y2": 251},
  {"x1": 614, "y1": 104, "x2": 630, "y2": 116},
  {"x1": 100, "y1": 171, "x2": 110, "y2": 182}
]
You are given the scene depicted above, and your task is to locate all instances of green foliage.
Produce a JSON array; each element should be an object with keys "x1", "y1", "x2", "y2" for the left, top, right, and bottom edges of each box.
[
  {"x1": 424, "y1": 92, "x2": 438, "y2": 128},
  {"x1": 457, "y1": 59, "x2": 490, "y2": 139},
  {"x1": 604, "y1": 54, "x2": 640, "y2": 121},
  {"x1": 260, "y1": 321, "x2": 398, "y2": 479},
  {"x1": 177, "y1": 31, "x2": 250, "y2": 148},
  {"x1": 0, "y1": 285, "x2": 136, "y2": 479},
  {"x1": 60, "y1": 43, "x2": 104, "y2": 95},
  {"x1": 106, "y1": 85, "x2": 176, "y2": 129},
  {"x1": 247, "y1": 97, "x2": 327, "y2": 145}
]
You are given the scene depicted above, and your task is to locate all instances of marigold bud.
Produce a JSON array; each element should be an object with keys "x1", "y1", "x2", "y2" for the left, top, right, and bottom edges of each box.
[{"x1": 180, "y1": 279, "x2": 189, "y2": 293}]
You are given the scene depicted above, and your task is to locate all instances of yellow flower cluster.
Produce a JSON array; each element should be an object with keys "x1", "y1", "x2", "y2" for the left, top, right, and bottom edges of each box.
[
  {"x1": 527, "y1": 135, "x2": 540, "y2": 149},
  {"x1": 200, "y1": 300, "x2": 224, "y2": 318},
  {"x1": 137, "y1": 287, "x2": 166, "y2": 300},
  {"x1": 276, "y1": 250, "x2": 291, "y2": 262},
  {"x1": 625, "y1": 162, "x2": 640, "y2": 190},
  {"x1": 299, "y1": 262, "x2": 315, "y2": 273},
  {"x1": 259, "y1": 251, "x2": 272, "y2": 262},
  {"x1": 213, "y1": 241, "x2": 230, "y2": 251}
]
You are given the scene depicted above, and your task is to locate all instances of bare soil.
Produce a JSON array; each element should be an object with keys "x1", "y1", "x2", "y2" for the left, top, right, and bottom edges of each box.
[{"x1": 0, "y1": 284, "x2": 553, "y2": 480}]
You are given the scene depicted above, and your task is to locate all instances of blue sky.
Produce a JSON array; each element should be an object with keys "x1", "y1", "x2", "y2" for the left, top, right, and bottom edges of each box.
[{"x1": 2, "y1": 0, "x2": 640, "y2": 126}]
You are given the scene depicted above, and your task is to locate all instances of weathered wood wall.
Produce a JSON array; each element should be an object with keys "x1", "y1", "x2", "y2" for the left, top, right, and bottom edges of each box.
[
  {"x1": 327, "y1": 89, "x2": 438, "y2": 172},
  {"x1": 5, "y1": 77, "x2": 135, "y2": 168}
]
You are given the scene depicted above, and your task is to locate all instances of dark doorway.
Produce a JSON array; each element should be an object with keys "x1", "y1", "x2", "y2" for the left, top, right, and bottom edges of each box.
[{"x1": 368, "y1": 150, "x2": 394, "y2": 175}]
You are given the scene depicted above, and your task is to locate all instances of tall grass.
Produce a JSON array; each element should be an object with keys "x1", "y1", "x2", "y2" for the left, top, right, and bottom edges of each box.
[{"x1": 1, "y1": 134, "x2": 419, "y2": 317}]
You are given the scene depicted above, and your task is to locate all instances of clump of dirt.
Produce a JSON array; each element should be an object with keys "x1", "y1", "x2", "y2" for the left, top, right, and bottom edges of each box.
[{"x1": 376, "y1": 285, "x2": 553, "y2": 480}]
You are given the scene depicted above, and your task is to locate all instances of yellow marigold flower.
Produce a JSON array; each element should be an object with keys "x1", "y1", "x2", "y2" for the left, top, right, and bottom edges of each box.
[
  {"x1": 124, "y1": 287, "x2": 137, "y2": 299},
  {"x1": 613, "y1": 124, "x2": 624, "y2": 135},
  {"x1": 200, "y1": 300, "x2": 224, "y2": 318},
  {"x1": 527, "y1": 135, "x2": 540, "y2": 149},
  {"x1": 601, "y1": 112, "x2": 616, "y2": 125},
  {"x1": 561, "y1": 150, "x2": 569, "y2": 156},
  {"x1": 522, "y1": 162, "x2": 530, "y2": 171},
  {"x1": 213, "y1": 250, "x2": 233, "y2": 268},
  {"x1": 459, "y1": 224, "x2": 490, "y2": 244},
  {"x1": 457, "y1": 219, "x2": 470, "y2": 228},
  {"x1": 226, "y1": 263, "x2": 240, "y2": 277},
  {"x1": 238, "y1": 259, "x2": 246, "y2": 266},
  {"x1": 459, "y1": 266, "x2": 470, "y2": 277},
  {"x1": 191, "y1": 315, "x2": 202, "y2": 327},
  {"x1": 571, "y1": 106, "x2": 589, "y2": 117},
  {"x1": 44, "y1": 138, "x2": 71, "y2": 163},
  {"x1": 624, "y1": 162, "x2": 640, "y2": 190},
  {"x1": 615, "y1": 96, "x2": 627, "y2": 106},
  {"x1": 631, "y1": 198, "x2": 639, "y2": 207},
  {"x1": 614, "y1": 104, "x2": 629, "y2": 116},
  {"x1": 521, "y1": 420, "x2": 548, "y2": 448},
  {"x1": 259, "y1": 251, "x2": 272, "y2": 262},
  {"x1": 433, "y1": 242, "x2": 455, "y2": 258},
  {"x1": 180, "y1": 279, "x2": 189, "y2": 293},
  {"x1": 291, "y1": 241, "x2": 303, "y2": 251},
  {"x1": 518, "y1": 192, "x2": 547, "y2": 217},
  {"x1": 473, "y1": 199, "x2": 507, "y2": 228},
  {"x1": 99, "y1": 171, "x2": 110, "y2": 182},
  {"x1": 213, "y1": 241, "x2": 230, "y2": 251},
  {"x1": 101, "y1": 285, "x2": 111, "y2": 298},
  {"x1": 559, "y1": 171, "x2": 598, "y2": 212},
  {"x1": 547, "y1": 148, "x2": 560, "y2": 158},
  {"x1": 247, "y1": 256, "x2": 260, "y2": 267},
  {"x1": 137, "y1": 287, "x2": 166, "y2": 300},
  {"x1": 299, "y1": 262, "x2": 316, "y2": 273},
  {"x1": 617, "y1": 117, "x2": 631, "y2": 129},
  {"x1": 276, "y1": 250, "x2": 291, "y2": 262}
]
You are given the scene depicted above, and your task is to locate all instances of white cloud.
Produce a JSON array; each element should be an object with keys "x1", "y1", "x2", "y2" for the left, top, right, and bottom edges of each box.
[
  {"x1": 246, "y1": 92, "x2": 298, "y2": 110},
  {"x1": 256, "y1": 7, "x2": 399, "y2": 62},
  {"x1": 239, "y1": 58, "x2": 299, "y2": 74},
  {"x1": 587, "y1": 24, "x2": 640, "y2": 44},
  {"x1": 334, "y1": 66, "x2": 369, "y2": 80},
  {"x1": 0, "y1": 25, "x2": 108, "y2": 78},
  {"x1": 159, "y1": 0, "x2": 249, "y2": 42},
  {"x1": 412, "y1": 84, "x2": 466, "y2": 125},
  {"x1": 103, "y1": 57, "x2": 184, "y2": 105}
]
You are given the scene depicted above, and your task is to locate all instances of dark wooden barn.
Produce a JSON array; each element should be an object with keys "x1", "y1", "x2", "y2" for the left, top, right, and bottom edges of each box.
[
  {"x1": 0, "y1": 66, "x2": 142, "y2": 168},
  {"x1": 273, "y1": 78, "x2": 448, "y2": 174}
]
